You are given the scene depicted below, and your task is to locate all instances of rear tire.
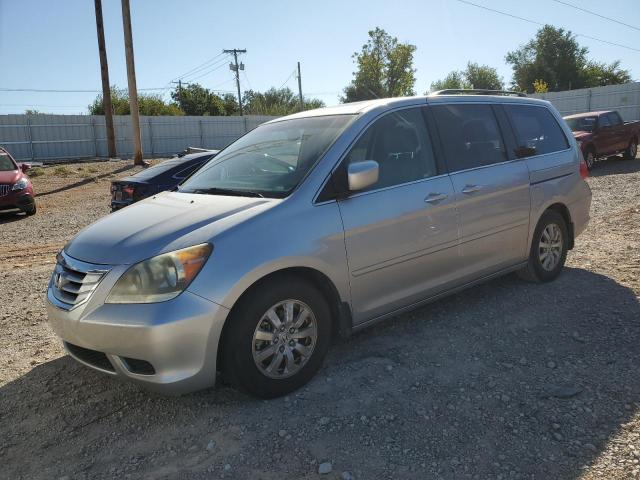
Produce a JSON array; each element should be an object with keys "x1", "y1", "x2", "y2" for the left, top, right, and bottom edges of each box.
[
  {"x1": 623, "y1": 139, "x2": 638, "y2": 160},
  {"x1": 518, "y1": 210, "x2": 568, "y2": 283},
  {"x1": 222, "y1": 276, "x2": 331, "y2": 398},
  {"x1": 584, "y1": 148, "x2": 596, "y2": 170}
]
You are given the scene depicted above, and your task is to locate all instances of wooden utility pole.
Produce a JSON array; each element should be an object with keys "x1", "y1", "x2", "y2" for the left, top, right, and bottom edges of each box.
[
  {"x1": 297, "y1": 62, "x2": 303, "y2": 111},
  {"x1": 121, "y1": 0, "x2": 144, "y2": 165},
  {"x1": 223, "y1": 49, "x2": 246, "y2": 116},
  {"x1": 94, "y1": 0, "x2": 116, "y2": 158}
]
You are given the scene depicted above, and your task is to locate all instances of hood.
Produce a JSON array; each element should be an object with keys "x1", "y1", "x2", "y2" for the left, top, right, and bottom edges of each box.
[
  {"x1": 0, "y1": 169, "x2": 20, "y2": 184},
  {"x1": 65, "y1": 192, "x2": 278, "y2": 265},
  {"x1": 572, "y1": 131, "x2": 593, "y2": 141}
]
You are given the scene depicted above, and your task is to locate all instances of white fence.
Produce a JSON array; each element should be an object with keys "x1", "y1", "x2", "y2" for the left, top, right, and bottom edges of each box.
[
  {"x1": 0, "y1": 114, "x2": 277, "y2": 163},
  {"x1": 530, "y1": 82, "x2": 640, "y2": 121}
]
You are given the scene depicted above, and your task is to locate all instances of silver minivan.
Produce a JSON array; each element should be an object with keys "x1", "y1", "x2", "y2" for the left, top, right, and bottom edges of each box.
[{"x1": 47, "y1": 91, "x2": 592, "y2": 398}]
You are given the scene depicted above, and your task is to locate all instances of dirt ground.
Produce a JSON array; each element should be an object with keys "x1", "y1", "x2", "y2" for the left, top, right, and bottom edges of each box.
[{"x1": 1, "y1": 157, "x2": 640, "y2": 479}]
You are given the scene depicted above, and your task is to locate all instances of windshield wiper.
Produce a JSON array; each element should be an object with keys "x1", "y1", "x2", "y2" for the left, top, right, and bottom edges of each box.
[{"x1": 183, "y1": 187, "x2": 264, "y2": 198}]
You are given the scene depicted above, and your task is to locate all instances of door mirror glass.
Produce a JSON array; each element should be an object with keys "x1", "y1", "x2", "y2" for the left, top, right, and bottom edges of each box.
[
  {"x1": 348, "y1": 160, "x2": 379, "y2": 192},
  {"x1": 20, "y1": 163, "x2": 31, "y2": 172},
  {"x1": 514, "y1": 146, "x2": 537, "y2": 158}
]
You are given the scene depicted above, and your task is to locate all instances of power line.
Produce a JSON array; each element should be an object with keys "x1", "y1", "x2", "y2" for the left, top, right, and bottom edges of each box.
[
  {"x1": 0, "y1": 87, "x2": 170, "y2": 93},
  {"x1": 185, "y1": 60, "x2": 231, "y2": 83},
  {"x1": 550, "y1": 0, "x2": 640, "y2": 32},
  {"x1": 172, "y1": 52, "x2": 227, "y2": 81},
  {"x1": 179, "y1": 55, "x2": 231, "y2": 82},
  {"x1": 278, "y1": 68, "x2": 297, "y2": 90},
  {"x1": 455, "y1": 0, "x2": 640, "y2": 53}
]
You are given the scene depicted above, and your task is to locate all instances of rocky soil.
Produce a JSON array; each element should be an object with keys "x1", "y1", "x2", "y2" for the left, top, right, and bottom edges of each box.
[{"x1": 1, "y1": 157, "x2": 640, "y2": 479}]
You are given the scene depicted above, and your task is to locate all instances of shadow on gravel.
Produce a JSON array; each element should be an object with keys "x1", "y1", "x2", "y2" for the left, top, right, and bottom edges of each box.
[
  {"x1": 35, "y1": 164, "x2": 136, "y2": 198},
  {"x1": 0, "y1": 210, "x2": 26, "y2": 225},
  {"x1": 2, "y1": 267, "x2": 640, "y2": 479},
  {"x1": 589, "y1": 156, "x2": 640, "y2": 177}
]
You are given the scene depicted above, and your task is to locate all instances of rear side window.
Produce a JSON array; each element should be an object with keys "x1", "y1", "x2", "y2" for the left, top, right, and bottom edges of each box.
[
  {"x1": 506, "y1": 105, "x2": 569, "y2": 156},
  {"x1": 607, "y1": 112, "x2": 622, "y2": 127},
  {"x1": 432, "y1": 104, "x2": 507, "y2": 172}
]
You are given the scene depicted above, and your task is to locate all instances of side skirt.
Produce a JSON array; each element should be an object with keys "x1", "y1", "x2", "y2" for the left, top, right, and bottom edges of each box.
[{"x1": 351, "y1": 261, "x2": 528, "y2": 333}]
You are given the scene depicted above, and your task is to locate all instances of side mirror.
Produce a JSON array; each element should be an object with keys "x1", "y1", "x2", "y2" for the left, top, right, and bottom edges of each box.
[
  {"x1": 20, "y1": 163, "x2": 31, "y2": 172},
  {"x1": 348, "y1": 160, "x2": 379, "y2": 192},
  {"x1": 515, "y1": 146, "x2": 537, "y2": 159}
]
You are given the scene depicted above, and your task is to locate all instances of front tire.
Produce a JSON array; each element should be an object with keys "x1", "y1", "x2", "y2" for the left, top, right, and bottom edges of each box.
[
  {"x1": 623, "y1": 139, "x2": 638, "y2": 160},
  {"x1": 518, "y1": 210, "x2": 568, "y2": 283},
  {"x1": 22, "y1": 202, "x2": 36, "y2": 216},
  {"x1": 222, "y1": 276, "x2": 331, "y2": 398}
]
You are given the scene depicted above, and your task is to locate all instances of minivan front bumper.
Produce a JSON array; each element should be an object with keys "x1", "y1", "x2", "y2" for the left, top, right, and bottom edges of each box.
[{"x1": 47, "y1": 287, "x2": 230, "y2": 394}]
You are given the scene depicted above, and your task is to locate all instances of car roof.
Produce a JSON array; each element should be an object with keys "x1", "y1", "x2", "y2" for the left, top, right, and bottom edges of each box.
[
  {"x1": 121, "y1": 151, "x2": 215, "y2": 182},
  {"x1": 265, "y1": 94, "x2": 552, "y2": 124},
  {"x1": 564, "y1": 111, "x2": 612, "y2": 119}
]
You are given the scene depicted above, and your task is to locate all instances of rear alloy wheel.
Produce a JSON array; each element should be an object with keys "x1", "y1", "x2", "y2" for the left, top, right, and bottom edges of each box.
[
  {"x1": 222, "y1": 277, "x2": 331, "y2": 398},
  {"x1": 518, "y1": 210, "x2": 568, "y2": 283},
  {"x1": 585, "y1": 149, "x2": 595, "y2": 170},
  {"x1": 624, "y1": 140, "x2": 638, "y2": 160}
]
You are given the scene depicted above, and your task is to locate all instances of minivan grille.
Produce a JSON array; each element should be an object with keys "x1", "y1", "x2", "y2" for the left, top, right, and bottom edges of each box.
[
  {"x1": 0, "y1": 184, "x2": 9, "y2": 196},
  {"x1": 51, "y1": 252, "x2": 110, "y2": 310}
]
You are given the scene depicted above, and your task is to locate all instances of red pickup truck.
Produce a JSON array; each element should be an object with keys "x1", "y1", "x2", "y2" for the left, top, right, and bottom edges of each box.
[{"x1": 564, "y1": 110, "x2": 639, "y2": 170}]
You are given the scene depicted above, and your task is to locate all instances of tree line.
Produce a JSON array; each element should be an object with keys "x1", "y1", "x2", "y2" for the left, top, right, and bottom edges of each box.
[
  {"x1": 88, "y1": 85, "x2": 325, "y2": 117},
  {"x1": 342, "y1": 25, "x2": 631, "y2": 101},
  {"x1": 85, "y1": 24, "x2": 632, "y2": 117}
]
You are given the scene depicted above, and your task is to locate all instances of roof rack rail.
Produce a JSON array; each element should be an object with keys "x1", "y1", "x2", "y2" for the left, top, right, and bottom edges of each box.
[{"x1": 431, "y1": 89, "x2": 527, "y2": 97}]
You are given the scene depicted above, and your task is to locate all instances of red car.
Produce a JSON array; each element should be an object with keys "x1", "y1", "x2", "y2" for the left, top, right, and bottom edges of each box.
[
  {"x1": 564, "y1": 110, "x2": 640, "y2": 170},
  {"x1": 0, "y1": 147, "x2": 36, "y2": 216}
]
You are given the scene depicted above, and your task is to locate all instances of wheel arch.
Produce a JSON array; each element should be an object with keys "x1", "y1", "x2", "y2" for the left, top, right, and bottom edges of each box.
[
  {"x1": 216, "y1": 266, "x2": 353, "y2": 377},
  {"x1": 540, "y1": 202, "x2": 574, "y2": 250}
]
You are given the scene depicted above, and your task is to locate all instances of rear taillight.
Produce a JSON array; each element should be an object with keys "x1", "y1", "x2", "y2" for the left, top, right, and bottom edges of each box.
[
  {"x1": 123, "y1": 185, "x2": 135, "y2": 197},
  {"x1": 579, "y1": 155, "x2": 589, "y2": 179}
]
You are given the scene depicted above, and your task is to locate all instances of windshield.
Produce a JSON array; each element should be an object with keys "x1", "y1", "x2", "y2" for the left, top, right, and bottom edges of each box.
[
  {"x1": 565, "y1": 116, "x2": 597, "y2": 133},
  {"x1": 0, "y1": 153, "x2": 17, "y2": 172},
  {"x1": 180, "y1": 115, "x2": 354, "y2": 198}
]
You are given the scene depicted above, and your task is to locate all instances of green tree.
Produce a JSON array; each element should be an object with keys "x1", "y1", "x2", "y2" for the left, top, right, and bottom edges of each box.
[
  {"x1": 429, "y1": 62, "x2": 503, "y2": 92},
  {"x1": 582, "y1": 60, "x2": 631, "y2": 87},
  {"x1": 221, "y1": 93, "x2": 240, "y2": 116},
  {"x1": 463, "y1": 62, "x2": 504, "y2": 90},
  {"x1": 506, "y1": 25, "x2": 631, "y2": 92},
  {"x1": 341, "y1": 27, "x2": 416, "y2": 102},
  {"x1": 430, "y1": 71, "x2": 470, "y2": 92},
  {"x1": 170, "y1": 83, "x2": 226, "y2": 116},
  {"x1": 89, "y1": 86, "x2": 182, "y2": 115},
  {"x1": 243, "y1": 87, "x2": 325, "y2": 116}
]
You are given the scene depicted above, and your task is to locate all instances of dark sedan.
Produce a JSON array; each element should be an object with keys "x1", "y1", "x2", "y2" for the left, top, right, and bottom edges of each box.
[{"x1": 110, "y1": 150, "x2": 218, "y2": 211}]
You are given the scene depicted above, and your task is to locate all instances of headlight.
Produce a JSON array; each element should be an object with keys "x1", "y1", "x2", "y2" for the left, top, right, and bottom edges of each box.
[
  {"x1": 106, "y1": 243, "x2": 212, "y2": 304},
  {"x1": 12, "y1": 178, "x2": 29, "y2": 191}
]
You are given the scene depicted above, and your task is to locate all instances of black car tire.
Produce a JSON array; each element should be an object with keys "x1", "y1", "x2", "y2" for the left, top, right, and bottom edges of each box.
[
  {"x1": 222, "y1": 276, "x2": 331, "y2": 398},
  {"x1": 623, "y1": 139, "x2": 638, "y2": 160},
  {"x1": 22, "y1": 202, "x2": 36, "y2": 216},
  {"x1": 518, "y1": 210, "x2": 568, "y2": 283}
]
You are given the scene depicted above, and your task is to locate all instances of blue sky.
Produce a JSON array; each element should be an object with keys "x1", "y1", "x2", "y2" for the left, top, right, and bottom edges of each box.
[{"x1": 0, "y1": 0, "x2": 638, "y2": 114}]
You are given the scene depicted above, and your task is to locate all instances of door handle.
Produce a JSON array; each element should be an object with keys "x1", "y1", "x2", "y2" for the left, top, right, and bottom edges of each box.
[
  {"x1": 461, "y1": 184, "x2": 483, "y2": 194},
  {"x1": 424, "y1": 193, "x2": 448, "y2": 204}
]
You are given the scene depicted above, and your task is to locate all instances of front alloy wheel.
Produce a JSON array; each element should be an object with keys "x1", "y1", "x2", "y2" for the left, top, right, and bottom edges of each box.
[
  {"x1": 252, "y1": 300, "x2": 317, "y2": 379},
  {"x1": 222, "y1": 276, "x2": 331, "y2": 398}
]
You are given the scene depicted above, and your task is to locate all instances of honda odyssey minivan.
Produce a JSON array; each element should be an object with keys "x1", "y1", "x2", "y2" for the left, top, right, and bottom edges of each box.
[{"x1": 47, "y1": 91, "x2": 592, "y2": 398}]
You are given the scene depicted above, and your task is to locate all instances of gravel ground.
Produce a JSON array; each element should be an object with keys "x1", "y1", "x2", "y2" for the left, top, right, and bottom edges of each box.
[{"x1": 1, "y1": 157, "x2": 640, "y2": 479}]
